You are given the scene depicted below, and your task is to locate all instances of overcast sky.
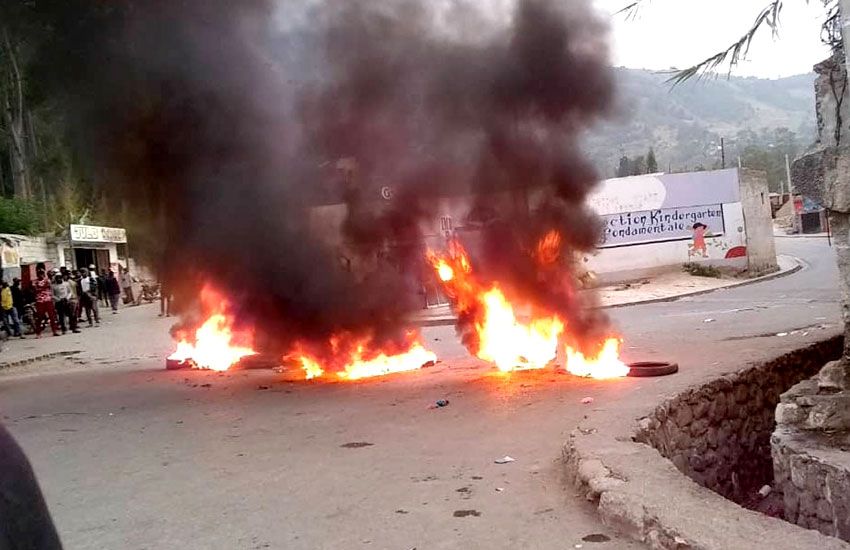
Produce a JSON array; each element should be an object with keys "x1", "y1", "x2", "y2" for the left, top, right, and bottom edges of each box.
[{"x1": 595, "y1": 0, "x2": 832, "y2": 78}]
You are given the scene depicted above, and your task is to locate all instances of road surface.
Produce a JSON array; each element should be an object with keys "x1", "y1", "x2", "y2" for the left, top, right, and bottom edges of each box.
[{"x1": 0, "y1": 236, "x2": 838, "y2": 550}]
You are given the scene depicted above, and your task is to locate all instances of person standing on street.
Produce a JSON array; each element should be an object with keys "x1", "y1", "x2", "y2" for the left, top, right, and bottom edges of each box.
[
  {"x1": 159, "y1": 271, "x2": 173, "y2": 317},
  {"x1": 78, "y1": 268, "x2": 100, "y2": 326},
  {"x1": 10, "y1": 277, "x2": 24, "y2": 314},
  {"x1": 106, "y1": 270, "x2": 121, "y2": 314},
  {"x1": 32, "y1": 269, "x2": 59, "y2": 338},
  {"x1": 52, "y1": 275, "x2": 72, "y2": 335},
  {"x1": 120, "y1": 267, "x2": 135, "y2": 305},
  {"x1": 97, "y1": 269, "x2": 109, "y2": 307},
  {"x1": 1, "y1": 281, "x2": 22, "y2": 338},
  {"x1": 64, "y1": 272, "x2": 81, "y2": 333}
]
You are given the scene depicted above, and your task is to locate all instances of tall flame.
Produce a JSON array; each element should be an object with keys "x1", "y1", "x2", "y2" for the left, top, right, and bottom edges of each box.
[
  {"x1": 565, "y1": 338, "x2": 629, "y2": 379},
  {"x1": 428, "y1": 235, "x2": 627, "y2": 379},
  {"x1": 167, "y1": 287, "x2": 257, "y2": 371},
  {"x1": 475, "y1": 286, "x2": 563, "y2": 371}
]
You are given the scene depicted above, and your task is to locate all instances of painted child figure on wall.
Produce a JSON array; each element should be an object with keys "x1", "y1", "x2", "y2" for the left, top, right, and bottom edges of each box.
[{"x1": 690, "y1": 222, "x2": 708, "y2": 258}]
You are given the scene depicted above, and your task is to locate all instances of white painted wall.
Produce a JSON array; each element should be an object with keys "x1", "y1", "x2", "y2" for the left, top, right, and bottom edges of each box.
[{"x1": 588, "y1": 202, "x2": 747, "y2": 280}]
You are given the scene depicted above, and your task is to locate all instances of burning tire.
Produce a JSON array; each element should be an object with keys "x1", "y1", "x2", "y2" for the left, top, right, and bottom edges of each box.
[{"x1": 627, "y1": 361, "x2": 678, "y2": 377}]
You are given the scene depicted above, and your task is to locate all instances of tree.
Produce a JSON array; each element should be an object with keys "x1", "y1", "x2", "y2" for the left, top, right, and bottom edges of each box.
[
  {"x1": 646, "y1": 147, "x2": 658, "y2": 173},
  {"x1": 1, "y1": 27, "x2": 31, "y2": 199},
  {"x1": 0, "y1": 196, "x2": 39, "y2": 234},
  {"x1": 628, "y1": 155, "x2": 646, "y2": 176},
  {"x1": 616, "y1": 155, "x2": 630, "y2": 177}
]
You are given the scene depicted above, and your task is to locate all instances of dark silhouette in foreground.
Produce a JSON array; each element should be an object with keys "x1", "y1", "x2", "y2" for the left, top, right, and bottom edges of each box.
[{"x1": 0, "y1": 423, "x2": 62, "y2": 550}]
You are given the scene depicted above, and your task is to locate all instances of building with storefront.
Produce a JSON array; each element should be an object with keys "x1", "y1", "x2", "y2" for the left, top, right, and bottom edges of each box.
[{"x1": 0, "y1": 224, "x2": 132, "y2": 285}]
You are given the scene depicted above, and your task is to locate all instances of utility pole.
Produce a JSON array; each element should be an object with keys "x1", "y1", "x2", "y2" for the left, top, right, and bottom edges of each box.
[
  {"x1": 720, "y1": 137, "x2": 726, "y2": 169},
  {"x1": 785, "y1": 153, "x2": 793, "y2": 198},
  {"x1": 843, "y1": 0, "x2": 850, "y2": 76}
]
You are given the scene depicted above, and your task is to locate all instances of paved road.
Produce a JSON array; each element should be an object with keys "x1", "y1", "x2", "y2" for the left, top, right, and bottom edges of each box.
[{"x1": 0, "y1": 237, "x2": 838, "y2": 550}]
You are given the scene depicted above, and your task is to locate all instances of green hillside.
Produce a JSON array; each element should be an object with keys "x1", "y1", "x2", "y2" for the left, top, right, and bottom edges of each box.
[{"x1": 584, "y1": 67, "x2": 817, "y2": 178}]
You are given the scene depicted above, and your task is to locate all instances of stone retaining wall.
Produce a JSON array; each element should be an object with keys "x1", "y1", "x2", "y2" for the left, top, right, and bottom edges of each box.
[
  {"x1": 772, "y1": 425, "x2": 850, "y2": 539},
  {"x1": 634, "y1": 337, "x2": 842, "y2": 503}
]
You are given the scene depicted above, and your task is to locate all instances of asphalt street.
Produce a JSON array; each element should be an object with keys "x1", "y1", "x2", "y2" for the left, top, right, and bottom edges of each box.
[{"x1": 0, "y1": 236, "x2": 838, "y2": 550}]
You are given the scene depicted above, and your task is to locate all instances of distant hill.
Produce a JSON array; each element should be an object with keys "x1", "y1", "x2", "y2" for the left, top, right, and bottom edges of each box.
[{"x1": 583, "y1": 67, "x2": 817, "y2": 177}]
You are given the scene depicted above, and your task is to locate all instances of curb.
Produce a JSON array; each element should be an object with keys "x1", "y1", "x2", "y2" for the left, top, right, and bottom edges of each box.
[
  {"x1": 602, "y1": 254, "x2": 803, "y2": 310},
  {"x1": 413, "y1": 255, "x2": 804, "y2": 326},
  {"x1": 563, "y1": 337, "x2": 849, "y2": 550},
  {"x1": 0, "y1": 350, "x2": 82, "y2": 371}
]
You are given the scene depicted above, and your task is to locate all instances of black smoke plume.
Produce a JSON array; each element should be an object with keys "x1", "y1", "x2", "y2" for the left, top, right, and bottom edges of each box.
[{"x1": 28, "y1": 0, "x2": 614, "y2": 358}]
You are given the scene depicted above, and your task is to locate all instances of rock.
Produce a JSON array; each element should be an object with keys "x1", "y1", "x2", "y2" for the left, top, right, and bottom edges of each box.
[
  {"x1": 598, "y1": 492, "x2": 647, "y2": 542},
  {"x1": 818, "y1": 360, "x2": 850, "y2": 392},
  {"x1": 690, "y1": 418, "x2": 709, "y2": 437},
  {"x1": 818, "y1": 498, "x2": 834, "y2": 522},
  {"x1": 706, "y1": 427, "x2": 718, "y2": 449},
  {"x1": 692, "y1": 398, "x2": 710, "y2": 420},
  {"x1": 675, "y1": 406, "x2": 693, "y2": 429},
  {"x1": 576, "y1": 459, "x2": 609, "y2": 484},
  {"x1": 734, "y1": 384, "x2": 749, "y2": 404},
  {"x1": 776, "y1": 403, "x2": 806, "y2": 425},
  {"x1": 800, "y1": 491, "x2": 818, "y2": 517},
  {"x1": 689, "y1": 453, "x2": 707, "y2": 473},
  {"x1": 784, "y1": 490, "x2": 800, "y2": 516},
  {"x1": 710, "y1": 397, "x2": 727, "y2": 423}
]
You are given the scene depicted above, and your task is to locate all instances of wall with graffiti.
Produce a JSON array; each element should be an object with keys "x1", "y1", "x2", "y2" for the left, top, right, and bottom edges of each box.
[{"x1": 585, "y1": 168, "x2": 754, "y2": 280}]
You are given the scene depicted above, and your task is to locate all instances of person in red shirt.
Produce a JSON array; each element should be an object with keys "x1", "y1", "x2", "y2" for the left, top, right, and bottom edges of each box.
[{"x1": 31, "y1": 269, "x2": 60, "y2": 338}]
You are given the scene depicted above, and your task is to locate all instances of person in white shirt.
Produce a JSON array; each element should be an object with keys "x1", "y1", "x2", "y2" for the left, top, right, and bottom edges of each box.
[
  {"x1": 51, "y1": 275, "x2": 78, "y2": 334},
  {"x1": 78, "y1": 268, "x2": 100, "y2": 326},
  {"x1": 120, "y1": 268, "x2": 135, "y2": 304}
]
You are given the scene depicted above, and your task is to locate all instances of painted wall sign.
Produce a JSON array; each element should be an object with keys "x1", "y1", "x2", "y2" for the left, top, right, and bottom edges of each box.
[
  {"x1": 588, "y1": 168, "x2": 740, "y2": 215},
  {"x1": 599, "y1": 204, "x2": 725, "y2": 248},
  {"x1": 70, "y1": 224, "x2": 127, "y2": 244},
  {"x1": 1, "y1": 244, "x2": 20, "y2": 268}
]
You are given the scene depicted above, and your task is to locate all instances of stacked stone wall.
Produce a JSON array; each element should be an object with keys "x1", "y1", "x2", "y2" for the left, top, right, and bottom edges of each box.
[{"x1": 634, "y1": 337, "x2": 842, "y2": 503}]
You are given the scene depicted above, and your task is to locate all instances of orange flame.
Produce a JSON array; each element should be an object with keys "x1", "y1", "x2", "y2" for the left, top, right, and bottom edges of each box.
[
  {"x1": 565, "y1": 338, "x2": 630, "y2": 379},
  {"x1": 537, "y1": 229, "x2": 562, "y2": 267},
  {"x1": 168, "y1": 287, "x2": 257, "y2": 371},
  {"x1": 475, "y1": 286, "x2": 563, "y2": 371},
  {"x1": 291, "y1": 333, "x2": 437, "y2": 381},
  {"x1": 428, "y1": 235, "x2": 627, "y2": 379}
]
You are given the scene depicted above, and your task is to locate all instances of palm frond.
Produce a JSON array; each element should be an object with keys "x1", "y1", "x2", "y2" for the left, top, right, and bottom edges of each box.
[
  {"x1": 666, "y1": 0, "x2": 783, "y2": 85},
  {"x1": 615, "y1": 0, "x2": 648, "y2": 20}
]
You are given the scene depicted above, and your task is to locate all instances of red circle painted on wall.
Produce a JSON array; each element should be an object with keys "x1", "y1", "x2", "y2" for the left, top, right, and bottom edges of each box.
[{"x1": 725, "y1": 246, "x2": 747, "y2": 259}]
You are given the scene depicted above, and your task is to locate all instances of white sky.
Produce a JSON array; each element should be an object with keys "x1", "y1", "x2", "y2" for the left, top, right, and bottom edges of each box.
[{"x1": 595, "y1": 0, "x2": 832, "y2": 78}]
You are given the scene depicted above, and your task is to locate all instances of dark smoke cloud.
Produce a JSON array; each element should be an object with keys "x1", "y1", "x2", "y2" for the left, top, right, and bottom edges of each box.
[{"x1": 31, "y1": 0, "x2": 615, "y2": 357}]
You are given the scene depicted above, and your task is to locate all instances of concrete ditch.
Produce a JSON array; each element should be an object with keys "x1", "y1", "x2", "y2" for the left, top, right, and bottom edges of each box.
[{"x1": 565, "y1": 336, "x2": 850, "y2": 549}]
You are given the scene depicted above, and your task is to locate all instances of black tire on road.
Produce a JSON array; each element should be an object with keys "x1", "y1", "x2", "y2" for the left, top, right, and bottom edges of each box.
[{"x1": 627, "y1": 361, "x2": 679, "y2": 377}]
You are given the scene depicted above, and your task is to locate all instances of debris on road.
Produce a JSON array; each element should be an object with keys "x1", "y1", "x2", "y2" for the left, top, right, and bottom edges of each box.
[
  {"x1": 776, "y1": 332, "x2": 788, "y2": 337},
  {"x1": 452, "y1": 510, "x2": 481, "y2": 518},
  {"x1": 495, "y1": 487, "x2": 504, "y2": 492},
  {"x1": 703, "y1": 318, "x2": 715, "y2": 323},
  {"x1": 758, "y1": 485, "x2": 772, "y2": 498},
  {"x1": 257, "y1": 385, "x2": 270, "y2": 390},
  {"x1": 581, "y1": 397, "x2": 594, "y2": 405},
  {"x1": 582, "y1": 534, "x2": 611, "y2": 542},
  {"x1": 341, "y1": 442, "x2": 374, "y2": 448},
  {"x1": 494, "y1": 456, "x2": 515, "y2": 464},
  {"x1": 429, "y1": 399, "x2": 450, "y2": 409},
  {"x1": 421, "y1": 360, "x2": 437, "y2": 368}
]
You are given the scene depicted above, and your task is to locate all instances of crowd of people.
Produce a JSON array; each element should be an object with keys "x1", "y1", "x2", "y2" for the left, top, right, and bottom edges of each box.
[{"x1": 1, "y1": 262, "x2": 127, "y2": 339}]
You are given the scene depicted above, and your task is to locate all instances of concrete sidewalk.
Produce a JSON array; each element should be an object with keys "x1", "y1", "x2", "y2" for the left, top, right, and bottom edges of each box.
[
  {"x1": 0, "y1": 302, "x2": 173, "y2": 369},
  {"x1": 413, "y1": 254, "x2": 802, "y2": 326}
]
